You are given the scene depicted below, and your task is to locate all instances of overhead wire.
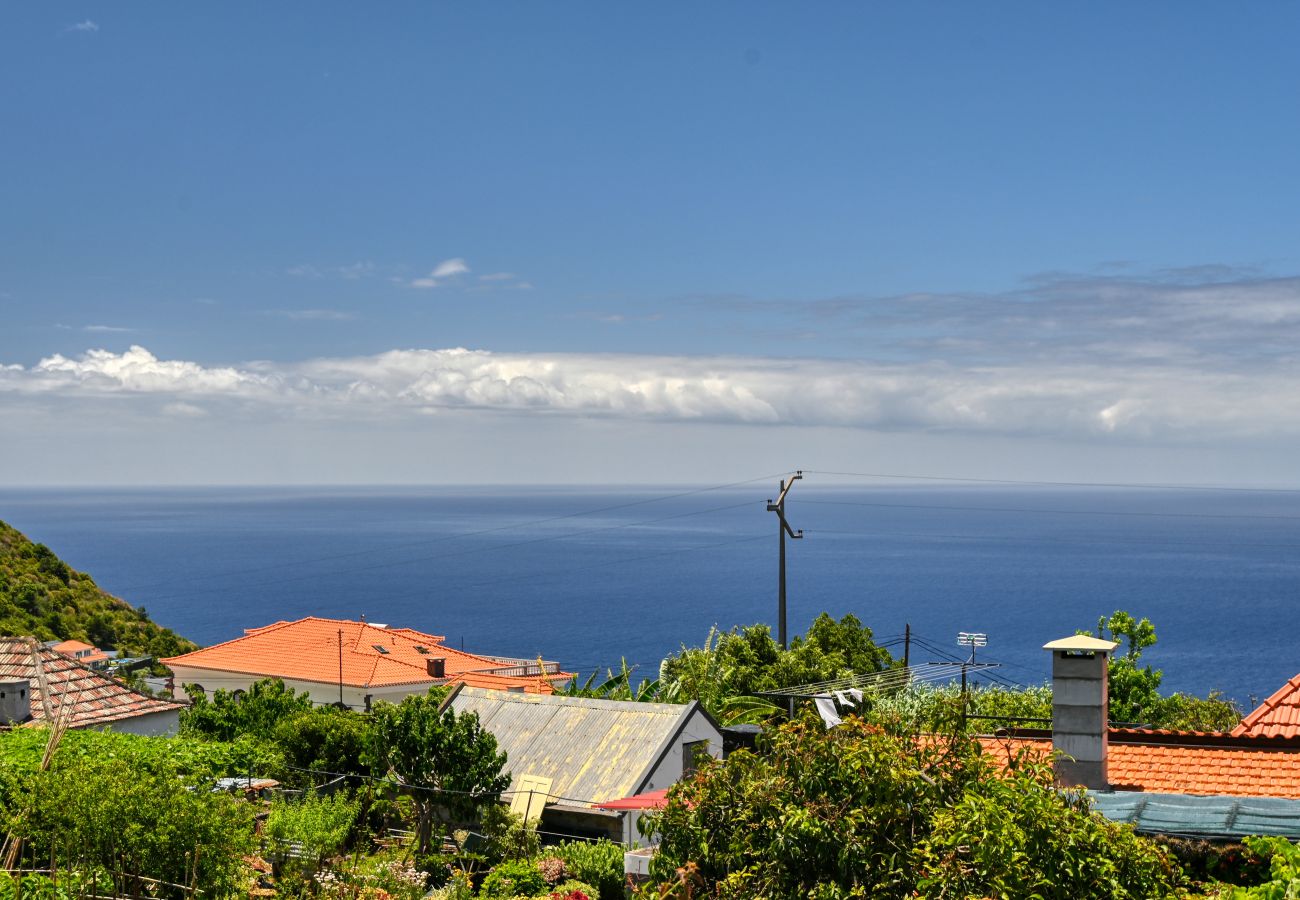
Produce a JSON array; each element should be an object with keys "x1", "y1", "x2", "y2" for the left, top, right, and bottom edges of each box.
[
  {"x1": 802, "y1": 469, "x2": 1300, "y2": 494},
  {"x1": 797, "y1": 497, "x2": 1300, "y2": 522}
]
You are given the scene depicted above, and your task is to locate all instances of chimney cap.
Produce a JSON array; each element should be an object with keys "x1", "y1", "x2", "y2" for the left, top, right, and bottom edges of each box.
[{"x1": 1043, "y1": 635, "x2": 1119, "y2": 652}]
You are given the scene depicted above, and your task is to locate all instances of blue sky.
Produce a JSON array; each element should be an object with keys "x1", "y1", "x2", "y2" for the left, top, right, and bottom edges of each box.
[{"x1": 3, "y1": 4, "x2": 1300, "y2": 484}]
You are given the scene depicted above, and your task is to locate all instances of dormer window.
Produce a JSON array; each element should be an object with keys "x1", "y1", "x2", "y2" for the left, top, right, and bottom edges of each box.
[{"x1": 373, "y1": 645, "x2": 389, "y2": 654}]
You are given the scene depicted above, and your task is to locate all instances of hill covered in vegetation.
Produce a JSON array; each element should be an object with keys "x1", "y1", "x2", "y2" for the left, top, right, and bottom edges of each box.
[{"x1": 0, "y1": 519, "x2": 195, "y2": 658}]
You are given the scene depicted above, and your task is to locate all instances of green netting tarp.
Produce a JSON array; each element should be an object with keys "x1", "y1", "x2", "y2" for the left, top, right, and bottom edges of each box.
[{"x1": 1090, "y1": 791, "x2": 1300, "y2": 840}]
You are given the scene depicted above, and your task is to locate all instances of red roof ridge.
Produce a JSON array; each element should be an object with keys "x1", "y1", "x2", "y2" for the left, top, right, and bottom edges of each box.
[{"x1": 1233, "y1": 672, "x2": 1300, "y2": 738}]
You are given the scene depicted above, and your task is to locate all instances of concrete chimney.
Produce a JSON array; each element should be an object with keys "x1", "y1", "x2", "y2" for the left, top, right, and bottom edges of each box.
[
  {"x1": 0, "y1": 679, "x2": 31, "y2": 725},
  {"x1": 1043, "y1": 635, "x2": 1118, "y2": 791},
  {"x1": 427, "y1": 658, "x2": 446, "y2": 679}
]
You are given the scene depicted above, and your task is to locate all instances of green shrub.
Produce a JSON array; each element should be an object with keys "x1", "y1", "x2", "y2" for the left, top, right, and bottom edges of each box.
[
  {"x1": 553, "y1": 840, "x2": 624, "y2": 900},
  {"x1": 647, "y1": 715, "x2": 1182, "y2": 899},
  {"x1": 264, "y1": 792, "x2": 360, "y2": 868},
  {"x1": 549, "y1": 879, "x2": 598, "y2": 899},
  {"x1": 1216, "y1": 836, "x2": 1300, "y2": 897},
  {"x1": 478, "y1": 859, "x2": 548, "y2": 898}
]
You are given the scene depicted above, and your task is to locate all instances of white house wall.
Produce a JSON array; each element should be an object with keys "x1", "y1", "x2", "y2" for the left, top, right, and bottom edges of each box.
[
  {"x1": 166, "y1": 666, "x2": 428, "y2": 710},
  {"x1": 96, "y1": 708, "x2": 180, "y2": 737},
  {"x1": 639, "y1": 706, "x2": 724, "y2": 793}
]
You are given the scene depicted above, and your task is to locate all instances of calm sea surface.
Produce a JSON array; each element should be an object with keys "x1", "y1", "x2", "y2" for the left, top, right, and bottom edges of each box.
[{"x1": 1, "y1": 485, "x2": 1297, "y2": 707}]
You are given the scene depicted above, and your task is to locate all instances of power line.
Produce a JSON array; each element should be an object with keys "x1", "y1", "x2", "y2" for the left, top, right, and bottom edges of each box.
[
  {"x1": 798, "y1": 497, "x2": 1300, "y2": 522},
  {"x1": 803, "y1": 469, "x2": 1300, "y2": 494}
]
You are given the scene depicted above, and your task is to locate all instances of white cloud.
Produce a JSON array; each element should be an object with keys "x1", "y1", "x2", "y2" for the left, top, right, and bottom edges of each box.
[
  {"x1": 479, "y1": 272, "x2": 516, "y2": 282},
  {"x1": 5, "y1": 344, "x2": 1300, "y2": 443},
  {"x1": 12, "y1": 346, "x2": 270, "y2": 395},
  {"x1": 66, "y1": 20, "x2": 98, "y2": 32},
  {"x1": 431, "y1": 258, "x2": 469, "y2": 279},
  {"x1": 286, "y1": 264, "x2": 322, "y2": 278},
  {"x1": 83, "y1": 324, "x2": 134, "y2": 333},
  {"x1": 408, "y1": 258, "x2": 471, "y2": 289}
]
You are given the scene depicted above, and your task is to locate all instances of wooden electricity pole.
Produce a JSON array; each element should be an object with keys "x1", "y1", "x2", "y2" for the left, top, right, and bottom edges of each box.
[{"x1": 767, "y1": 471, "x2": 803, "y2": 650}]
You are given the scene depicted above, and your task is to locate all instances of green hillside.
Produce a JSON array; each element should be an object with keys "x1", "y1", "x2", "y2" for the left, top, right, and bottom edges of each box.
[{"x1": 0, "y1": 519, "x2": 196, "y2": 658}]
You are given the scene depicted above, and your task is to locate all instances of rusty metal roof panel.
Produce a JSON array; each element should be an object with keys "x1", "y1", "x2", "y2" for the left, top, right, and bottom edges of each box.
[{"x1": 450, "y1": 687, "x2": 694, "y2": 809}]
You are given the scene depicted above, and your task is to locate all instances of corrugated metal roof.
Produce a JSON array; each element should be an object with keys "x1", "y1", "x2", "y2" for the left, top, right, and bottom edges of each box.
[
  {"x1": 1092, "y1": 791, "x2": 1300, "y2": 839},
  {"x1": 449, "y1": 686, "x2": 697, "y2": 810}
]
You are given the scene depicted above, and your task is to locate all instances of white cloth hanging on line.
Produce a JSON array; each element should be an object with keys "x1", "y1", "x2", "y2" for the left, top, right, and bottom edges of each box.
[{"x1": 813, "y1": 695, "x2": 842, "y2": 728}]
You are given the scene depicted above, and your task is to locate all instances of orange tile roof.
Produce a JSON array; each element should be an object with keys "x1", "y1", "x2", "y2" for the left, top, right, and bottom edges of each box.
[
  {"x1": 162, "y1": 616, "x2": 569, "y2": 693},
  {"x1": 451, "y1": 671, "x2": 557, "y2": 695},
  {"x1": 0, "y1": 637, "x2": 182, "y2": 729},
  {"x1": 977, "y1": 730, "x2": 1300, "y2": 800},
  {"x1": 1234, "y1": 673, "x2": 1300, "y2": 739},
  {"x1": 52, "y1": 639, "x2": 96, "y2": 655}
]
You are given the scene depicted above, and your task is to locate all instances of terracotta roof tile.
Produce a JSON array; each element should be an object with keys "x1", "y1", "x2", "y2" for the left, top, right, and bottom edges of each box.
[
  {"x1": 978, "y1": 731, "x2": 1300, "y2": 800},
  {"x1": 0, "y1": 637, "x2": 182, "y2": 729},
  {"x1": 1234, "y1": 673, "x2": 1300, "y2": 739},
  {"x1": 162, "y1": 617, "x2": 570, "y2": 693}
]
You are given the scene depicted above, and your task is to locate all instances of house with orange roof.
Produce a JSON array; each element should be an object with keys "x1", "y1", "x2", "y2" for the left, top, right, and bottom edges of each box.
[
  {"x1": 161, "y1": 617, "x2": 572, "y2": 709},
  {"x1": 50, "y1": 639, "x2": 114, "y2": 668}
]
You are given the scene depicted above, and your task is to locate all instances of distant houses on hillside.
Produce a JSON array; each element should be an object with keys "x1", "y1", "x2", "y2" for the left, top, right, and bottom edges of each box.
[{"x1": 161, "y1": 616, "x2": 573, "y2": 709}]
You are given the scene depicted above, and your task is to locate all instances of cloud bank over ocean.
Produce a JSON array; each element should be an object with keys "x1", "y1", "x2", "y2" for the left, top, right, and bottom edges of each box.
[{"x1": 3, "y1": 342, "x2": 1297, "y2": 443}]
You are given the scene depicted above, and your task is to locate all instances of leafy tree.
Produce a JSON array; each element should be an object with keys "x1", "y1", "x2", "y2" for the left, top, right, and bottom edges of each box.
[
  {"x1": 643, "y1": 714, "x2": 1182, "y2": 899},
  {"x1": 181, "y1": 677, "x2": 314, "y2": 741},
  {"x1": 1094, "y1": 610, "x2": 1164, "y2": 724},
  {"x1": 365, "y1": 690, "x2": 509, "y2": 854},
  {"x1": 658, "y1": 614, "x2": 894, "y2": 724},
  {"x1": 1091, "y1": 611, "x2": 1243, "y2": 730}
]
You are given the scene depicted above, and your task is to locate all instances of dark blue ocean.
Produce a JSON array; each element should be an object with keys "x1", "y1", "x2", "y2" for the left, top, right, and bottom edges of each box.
[{"x1": 1, "y1": 484, "x2": 1297, "y2": 708}]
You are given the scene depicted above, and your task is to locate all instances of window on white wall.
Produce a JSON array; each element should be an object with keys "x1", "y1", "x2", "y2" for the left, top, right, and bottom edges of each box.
[{"x1": 682, "y1": 739, "x2": 709, "y2": 777}]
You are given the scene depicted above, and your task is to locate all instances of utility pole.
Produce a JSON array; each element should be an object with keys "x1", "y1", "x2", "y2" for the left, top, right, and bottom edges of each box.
[
  {"x1": 766, "y1": 471, "x2": 804, "y2": 650},
  {"x1": 903, "y1": 623, "x2": 911, "y2": 669},
  {"x1": 338, "y1": 628, "x2": 345, "y2": 707}
]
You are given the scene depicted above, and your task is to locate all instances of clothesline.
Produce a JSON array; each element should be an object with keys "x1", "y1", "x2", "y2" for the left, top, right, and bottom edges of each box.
[{"x1": 757, "y1": 661, "x2": 1002, "y2": 699}]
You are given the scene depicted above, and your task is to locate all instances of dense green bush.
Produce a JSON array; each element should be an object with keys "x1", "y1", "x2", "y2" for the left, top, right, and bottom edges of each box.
[
  {"x1": 478, "y1": 858, "x2": 548, "y2": 898},
  {"x1": 264, "y1": 793, "x2": 360, "y2": 870},
  {"x1": 1215, "y1": 836, "x2": 1300, "y2": 898},
  {"x1": 644, "y1": 714, "x2": 1183, "y2": 899},
  {"x1": 181, "y1": 677, "x2": 314, "y2": 741},
  {"x1": 553, "y1": 840, "x2": 625, "y2": 900},
  {"x1": 5, "y1": 743, "x2": 254, "y2": 898}
]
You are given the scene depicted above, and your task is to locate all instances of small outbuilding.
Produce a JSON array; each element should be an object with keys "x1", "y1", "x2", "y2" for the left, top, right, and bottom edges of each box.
[{"x1": 446, "y1": 685, "x2": 724, "y2": 845}]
